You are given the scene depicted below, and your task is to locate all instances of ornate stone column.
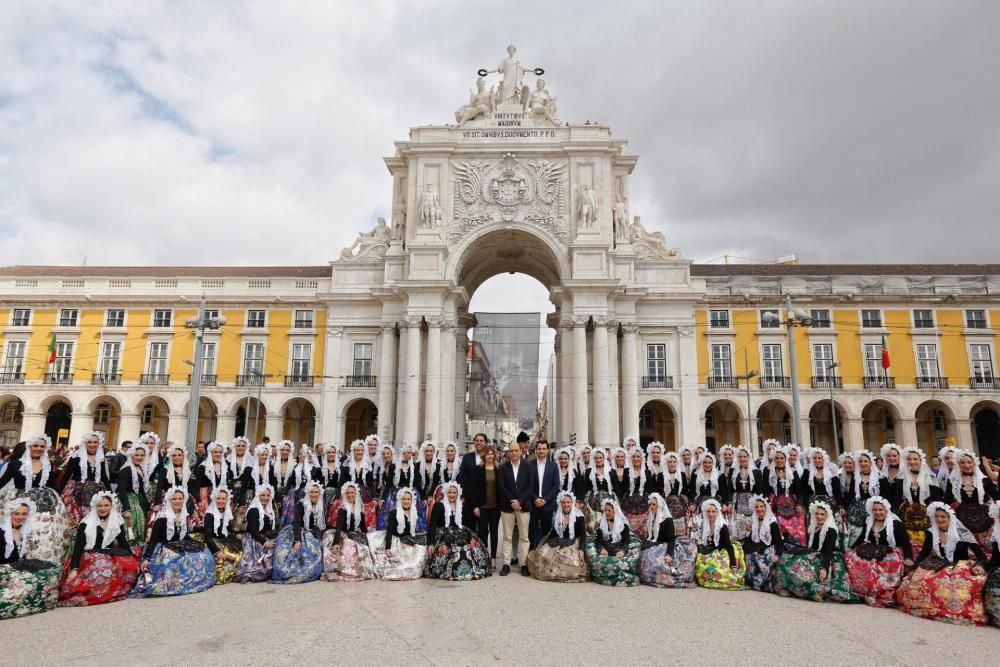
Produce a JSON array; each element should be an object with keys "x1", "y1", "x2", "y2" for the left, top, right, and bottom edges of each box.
[
  {"x1": 620, "y1": 323, "x2": 639, "y2": 443},
  {"x1": 439, "y1": 321, "x2": 457, "y2": 442},
  {"x1": 592, "y1": 317, "x2": 610, "y2": 447},
  {"x1": 376, "y1": 323, "x2": 398, "y2": 443},
  {"x1": 424, "y1": 317, "x2": 442, "y2": 441},
  {"x1": 402, "y1": 316, "x2": 423, "y2": 443},
  {"x1": 677, "y1": 324, "x2": 701, "y2": 447},
  {"x1": 607, "y1": 321, "x2": 620, "y2": 445},
  {"x1": 557, "y1": 324, "x2": 572, "y2": 445},
  {"x1": 455, "y1": 334, "x2": 469, "y2": 444},
  {"x1": 571, "y1": 318, "x2": 590, "y2": 445}
]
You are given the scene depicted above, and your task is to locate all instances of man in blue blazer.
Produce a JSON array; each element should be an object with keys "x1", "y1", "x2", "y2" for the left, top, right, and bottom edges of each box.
[
  {"x1": 528, "y1": 439, "x2": 560, "y2": 551},
  {"x1": 458, "y1": 432, "x2": 488, "y2": 530},
  {"x1": 498, "y1": 434, "x2": 536, "y2": 576}
]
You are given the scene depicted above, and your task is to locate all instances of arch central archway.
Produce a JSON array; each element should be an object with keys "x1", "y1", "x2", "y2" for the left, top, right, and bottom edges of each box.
[{"x1": 449, "y1": 225, "x2": 567, "y2": 296}]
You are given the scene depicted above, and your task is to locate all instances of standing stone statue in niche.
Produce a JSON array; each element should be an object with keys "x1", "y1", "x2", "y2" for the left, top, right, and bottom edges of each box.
[
  {"x1": 419, "y1": 183, "x2": 442, "y2": 229},
  {"x1": 455, "y1": 77, "x2": 495, "y2": 124},
  {"x1": 524, "y1": 78, "x2": 559, "y2": 125},
  {"x1": 577, "y1": 184, "x2": 598, "y2": 228},
  {"x1": 391, "y1": 190, "x2": 407, "y2": 241},
  {"x1": 613, "y1": 196, "x2": 629, "y2": 243}
]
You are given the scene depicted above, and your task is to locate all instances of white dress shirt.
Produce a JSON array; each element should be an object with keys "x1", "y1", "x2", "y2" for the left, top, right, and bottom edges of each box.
[{"x1": 537, "y1": 460, "x2": 546, "y2": 496}]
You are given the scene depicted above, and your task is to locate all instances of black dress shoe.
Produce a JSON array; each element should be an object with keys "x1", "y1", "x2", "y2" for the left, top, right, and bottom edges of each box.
[
  {"x1": 520, "y1": 565, "x2": 530, "y2": 576},
  {"x1": 500, "y1": 565, "x2": 510, "y2": 576}
]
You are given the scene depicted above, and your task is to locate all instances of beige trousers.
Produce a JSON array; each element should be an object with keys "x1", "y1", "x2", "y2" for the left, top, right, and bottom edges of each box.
[{"x1": 500, "y1": 509, "x2": 530, "y2": 566}]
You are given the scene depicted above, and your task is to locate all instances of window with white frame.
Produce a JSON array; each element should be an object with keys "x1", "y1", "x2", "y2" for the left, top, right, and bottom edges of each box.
[
  {"x1": 246, "y1": 310, "x2": 266, "y2": 328},
  {"x1": 94, "y1": 403, "x2": 111, "y2": 424},
  {"x1": 53, "y1": 341, "x2": 73, "y2": 376},
  {"x1": 59, "y1": 308, "x2": 79, "y2": 327},
  {"x1": 710, "y1": 344, "x2": 732, "y2": 379},
  {"x1": 3, "y1": 341, "x2": 26, "y2": 374},
  {"x1": 147, "y1": 342, "x2": 169, "y2": 375},
  {"x1": 813, "y1": 344, "x2": 835, "y2": 378},
  {"x1": 646, "y1": 343, "x2": 666, "y2": 379},
  {"x1": 141, "y1": 404, "x2": 154, "y2": 424},
  {"x1": 760, "y1": 309, "x2": 780, "y2": 328},
  {"x1": 810, "y1": 309, "x2": 831, "y2": 328},
  {"x1": 100, "y1": 342, "x2": 121, "y2": 374},
  {"x1": 966, "y1": 310, "x2": 987, "y2": 329},
  {"x1": 761, "y1": 344, "x2": 783, "y2": 379},
  {"x1": 105, "y1": 309, "x2": 125, "y2": 327},
  {"x1": 294, "y1": 310, "x2": 314, "y2": 328},
  {"x1": 353, "y1": 343, "x2": 373, "y2": 377},
  {"x1": 709, "y1": 310, "x2": 730, "y2": 328},
  {"x1": 970, "y1": 344, "x2": 993, "y2": 380},
  {"x1": 152, "y1": 309, "x2": 172, "y2": 328},
  {"x1": 204, "y1": 309, "x2": 220, "y2": 321},
  {"x1": 201, "y1": 342, "x2": 216, "y2": 375},
  {"x1": 243, "y1": 343, "x2": 264, "y2": 376},
  {"x1": 913, "y1": 309, "x2": 934, "y2": 328},
  {"x1": 863, "y1": 344, "x2": 884, "y2": 378},
  {"x1": 916, "y1": 344, "x2": 939, "y2": 379},
  {"x1": 861, "y1": 309, "x2": 882, "y2": 328},
  {"x1": 10, "y1": 309, "x2": 30, "y2": 327},
  {"x1": 291, "y1": 343, "x2": 312, "y2": 378}
]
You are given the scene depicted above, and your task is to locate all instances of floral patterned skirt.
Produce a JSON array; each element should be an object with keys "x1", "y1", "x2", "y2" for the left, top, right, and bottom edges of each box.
[
  {"x1": 323, "y1": 531, "x2": 377, "y2": 582},
  {"x1": 271, "y1": 526, "x2": 324, "y2": 584},
  {"x1": 278, "y1": 488, "x2": 301, "y2": 528},
  {"x1": 60, "y1": 480, "x2": 106, "y2": 528},
  {"x1": 124, "y1": 493, "x2": 148, "y2": 547},
  {"x1": 984, "y1": 568, "x2": 1000, "y2": 628},
  {"x1": 899, "y1": 500, "x2": 929, "y2": 556},
  {"x1": 840, "y1": 499, "x2": 867, "y2": 550},
  {"x1": 729, "y1": 493, "x2": 754, "y2": 541},
  {"x1": 527, "y1": 537, "x2": 589, "y2": 583},
  {"x1": 189, "y1": 533, "x2": 242, "y2": 585},
  {"x1": 370, "y1": 531, "x2": 427, "y2": 581},
  {"x1": 639, "y1": 538, "x2": 696, "y2": 588},
  {"x1": 695, "y1": 541, "x2": 746, "y2": 591},
  {"x1": 231, "y1": 479, "x2": 253, "y2": 532},
  {"x1": 621, "y1": 493, "x2": 649, "y2": 540},
  {"x1": 326, "y1": 497, "x2": 379, "y2": 531},
  {"x1": 236, "y1": 533, "x2": 275, "y2": 583},
  {"x1": 744, "y1": 545, "x2": 778, "y2": 592},
  {"x1": 131, "y1": 541, "x2": 214, "y2": 597},
  {"x1": 665, "y1": 495, "x2": 690, "y2": 537},
  {"x1": 423, "y1": 526, "x2": 491, "y2": 581},
  {"x1": 585, "y1": 535, "x2": 643, "y2": 587},
  {"x1": 896, "y1": 558, "x2": 987, "y2": 626},
  {"x1": 59, "y1": 548, "x2": 140, "y2": 606},
  {"x1": 583, "y1": 491, "x2": 616, "y2": 535},
  {"x1": 1, "y1": 488, "x2": 71, "y2": 564},
  {"x1": 844, "y1": 544, "x2": 905, "y2": 607},
  {"x1": 0, "y1": 559, "x2": 61, "y2": 620},
  {"x1": 771, "y1": 494, "x2": 806, "y2": 548},
  {"x1": 775, "y1": 549, "x2": 858, "y2": 603},
  {"x1": 377, "y1": 489, "x2": 427, "y2": 532}
]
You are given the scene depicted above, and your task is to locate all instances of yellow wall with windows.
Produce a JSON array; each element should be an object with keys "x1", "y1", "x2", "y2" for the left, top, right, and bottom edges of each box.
[
  {"x1": 937, "y1": 309, "x2": 967, "y2": 382},
  {"x1": 884, "y1": 310, "x2": 916, "y2": 379},
  {"x1": 832, "y1": 309, "x2": 864, "y2": 382},
  {"x1": 26, "y1": 309, "x2": 57, "y2": 381}
]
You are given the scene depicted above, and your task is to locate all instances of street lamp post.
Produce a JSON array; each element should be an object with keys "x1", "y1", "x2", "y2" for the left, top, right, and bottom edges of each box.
[
  {"x1": 764, "y1": 295, "x2": 813, "y2": 445},
  {"x1": 249, "y1": 369, "x2": 274, "y2": 444},
  {"x1": 183, "y1": 300, "x2": 225, "y2": 458},
  {"x1": 827, "y1": 361, "x2": 841, "y2": 455}
]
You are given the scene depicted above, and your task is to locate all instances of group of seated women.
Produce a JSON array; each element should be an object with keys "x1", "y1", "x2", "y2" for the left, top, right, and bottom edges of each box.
[{"x1": 2, "y1": 432, "x2": 998, "y2": 629}]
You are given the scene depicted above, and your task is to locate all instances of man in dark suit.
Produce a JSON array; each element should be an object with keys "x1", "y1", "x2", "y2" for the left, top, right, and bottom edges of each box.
[
  {"x1": 528, "y1": 438, "x2": 559, "y2": 550},
  {"x1": 458, "y1": 432, "x2": 488, "y2": 530},
  {"x1": 498, "y1": 435, "x2": 535, "y2": 576}
]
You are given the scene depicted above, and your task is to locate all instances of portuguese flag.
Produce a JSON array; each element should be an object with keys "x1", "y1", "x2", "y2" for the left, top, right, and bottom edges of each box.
[
  {"x1": 881, "y1": 334, "x2": 891, "y2": 370},
  {"x1": 47, "y1": 333, "x2": 57, "y2": 364}
]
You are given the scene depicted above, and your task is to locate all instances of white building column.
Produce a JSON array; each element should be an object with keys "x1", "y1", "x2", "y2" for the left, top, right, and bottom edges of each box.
[
  {"x1": 620, "y1": 324, "x2": 640, "y2": 442},
  {"x1": 424, "y1": 318, "x2": 442, "y2": 442},
  {"x1": 898, "y1": 417, "x2": 918, "y2": 449},
  {"x1": 402, "y1": 316, "x2": 423, "y2": 443},
  {"x1": 954, "y1": 418, "x2": 975, "y2": 452},
  {"x1": 68, "y1": 412, "x2": 94, "y2": 449},
  {"x1": 118, "y1": 411, "x2": 142, "y2": 443},
  {"x1": 455, "y1": 335, "x2": 469, "y2": 444},
  {"x1": 268, "y1": 415, "x2": 286, "y2": 444},
  {"x1": 846, "y1": 417, "x2": 864, "y2": 453},
  {"x1": 571, "y1": 319, "x2": 590, "y2": 445},
  {"x1": 439, "y1": 322, "x2": 457, "y2": 442},
  {"x1": 376, "y1": 323, "x2": 398, "y2": 442},
  {"x1": 217, "y1": 414, "x2": 237, "y2": 441},
  {"x1": 593, "y1": 318, "x2": 610, "y2": 447},
  {"x1": 677, "y1": 325, "x2": 701, "y2": 446},
  {"x1": 319, "y1": 326, "x2": 344, "y2": 444},
  {"x1": 557, "y1": 325, "x2": 571, "y2": 445},
  {"x1": 19, "y1": 411, "x2": 45, "y2": 440},
  {"x1": 166, "y1": 412, "x2": 186, "y2": 446},
  {"x1": 607, "y1": 321, "x2": 620, "y2": 445}
]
